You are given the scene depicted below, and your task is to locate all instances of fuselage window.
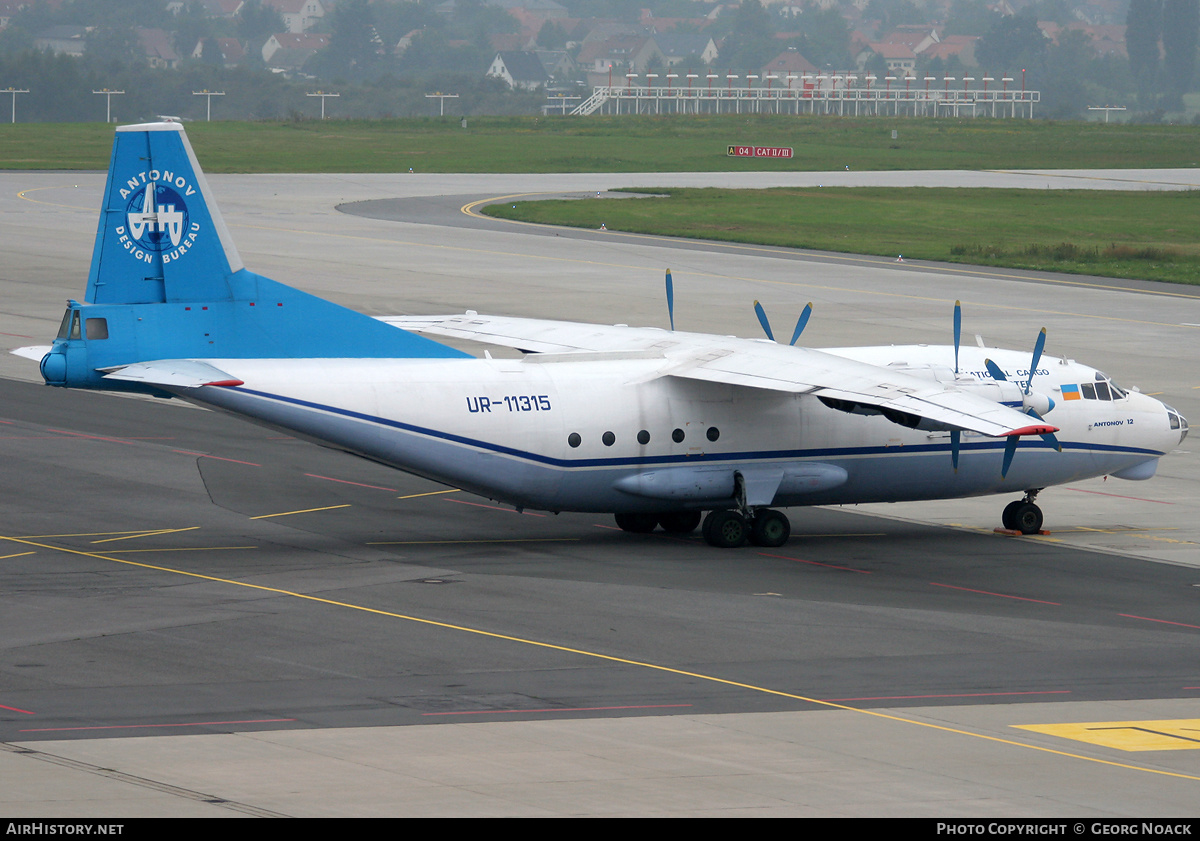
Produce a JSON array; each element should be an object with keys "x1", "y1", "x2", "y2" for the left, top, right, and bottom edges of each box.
[
  {"x1": 85, "y1": 318, "x2": 109, "y2": 340},
  {"x1": 706, "y1": 427, "x2": 720, "y2": 442},
  {"x1": 637, "y1": 430, "x2": 650, "y2": 445},
  {"x1": 602, "y1": 431, "x2": 615, "y2": 446},
  {"x1": 671, "y1": 428, "x2": 685, "y2": 443},
  {"x1": 567, "y1": 433, "x2": 581, "y2": 448}
]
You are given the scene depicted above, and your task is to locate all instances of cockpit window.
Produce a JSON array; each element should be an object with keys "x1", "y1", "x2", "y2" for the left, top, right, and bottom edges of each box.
[
  {"x1": 56, "y1": 309, "x2": 73, "y2": 340},
  {"x1": 1078, "y1": 371, "x2": 1127, "y2": 401}
]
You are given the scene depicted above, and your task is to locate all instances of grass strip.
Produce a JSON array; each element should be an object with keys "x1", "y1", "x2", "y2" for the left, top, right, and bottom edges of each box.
[
  {"x1": 483, "y1": 186, "x2": 1200, "y2": 286},
  {"x1": 4, "y1": 116, "x2": 1200, "y2": 172}
]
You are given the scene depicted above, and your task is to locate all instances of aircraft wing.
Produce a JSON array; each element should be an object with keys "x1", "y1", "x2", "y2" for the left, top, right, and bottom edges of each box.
[
  {"x1": 387, "y1": 314, "x2": 1052, "y2": 439},
  {"x1": 380, "y1": 314, "x2": 672, "y2": 354},
  {"x1": 659, "y1": 344, "x2": 1046, "y2": 438}
]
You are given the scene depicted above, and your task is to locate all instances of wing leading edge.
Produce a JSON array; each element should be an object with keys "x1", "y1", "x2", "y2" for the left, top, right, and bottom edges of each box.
[{"x1": 384, "y1": 314, "x2": 1056, "y2": 439}]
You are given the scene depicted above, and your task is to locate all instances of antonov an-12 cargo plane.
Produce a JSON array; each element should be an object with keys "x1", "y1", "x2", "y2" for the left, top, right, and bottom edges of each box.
[{"x1": 12, "y1": 122, "x2": 1189, "y2": 547}]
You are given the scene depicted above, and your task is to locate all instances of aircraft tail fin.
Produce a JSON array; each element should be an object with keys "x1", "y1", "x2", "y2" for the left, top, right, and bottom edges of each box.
[
  {"x1": 40, "y1": 121, "x2": 467, "y2": 393},
  {"x1": 88, "y1": 121, "x2": 243, "y2": 305}
]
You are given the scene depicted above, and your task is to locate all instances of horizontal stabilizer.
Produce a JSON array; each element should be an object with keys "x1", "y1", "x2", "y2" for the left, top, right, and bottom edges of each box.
[
  {"x1": 10, "y1": 345, "x2": 52, "y2": 361},
  {"x1": 101, "y1": 359, "x2": 243, "y2": 389}
]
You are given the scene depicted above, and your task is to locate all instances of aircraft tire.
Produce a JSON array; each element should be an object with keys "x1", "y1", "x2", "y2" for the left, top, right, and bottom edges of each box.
[
  {"x1": 1001, "y1": 500, "x2": 1023, "y2": 531},
  {"x1": 1013, "y1": 502, "x2": 1043, "y2": 535},
  {"x1": 614, "y1": 512, "x2": 658, "y2": 534},
  {"x1": 658, "y1": 511, "x2": 702, "y2": 534},
  {"x1": 750, "y1": 509, "x2": 790, "y2": 547},
  {"x1": 703, "y1": 510, "x2": 748, "y2": 548}
]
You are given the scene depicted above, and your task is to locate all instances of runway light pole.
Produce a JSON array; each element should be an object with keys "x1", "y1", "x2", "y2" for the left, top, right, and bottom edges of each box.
[
  {"x1": 192, "y1": 89, "x2": 224, "y2": 122},
  {"x1": 3, "y1": 86, "x2": 28, "y2": 124},
  {"x1": 424, "y1": 91, "x2": 459, "y2": 117},
  {"x1": 92, "y1": 88, "x2": 125, "y2": 123},
  {"x1": 307, "y1": 90, "x2": 340, "y2": 119}
]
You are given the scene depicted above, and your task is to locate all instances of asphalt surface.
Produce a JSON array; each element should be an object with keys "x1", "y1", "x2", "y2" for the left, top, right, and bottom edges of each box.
[{"x1": 1, "y1": 167, "x2": 1197, "y2": 817}]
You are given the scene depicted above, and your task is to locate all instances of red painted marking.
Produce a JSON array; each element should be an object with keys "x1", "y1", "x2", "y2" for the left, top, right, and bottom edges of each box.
[
  {"x1": 930, "y1": 582, "x2": 1061, "y2": 605},
  {"x1": 1118, "y1": 614, "x2": 1200, "y2": 630},
  {"x1": 422, "y1": 704, "x2": 692, "y2": 717},
  {"x1": 824, "y1": 691, "x2": 1070, "y2": 702},
  {"x1": 0, "y1": 703, "x2": 35, "y2": 715},
  {"x1": 20, "y1": 718, "x2": 296, "y2": 733},
  {"x1": 756, "y1": 552, "x2": 871, "y2": 573},
  {"x1": 305, "y1": 473, "x2": 398, "y2": 492},
  {"x1": 48, "y1": 428, "x2": 137, "y2": 446},
  {"x1": 204, "y1": 379, "x2": 245, "y2": 387},
  {"x1": 1006, "y1": 424, "x2": 1058, "y2": 436},
  {"x1": 1064, "y1": 487, "x2": 1173, "y2": 504},
  {"x1": 445, "y1": 498, "x2": 545, "y2": 517},
  {"x1": 172, "y1": 449, "x2": 261, "y2": 467}
]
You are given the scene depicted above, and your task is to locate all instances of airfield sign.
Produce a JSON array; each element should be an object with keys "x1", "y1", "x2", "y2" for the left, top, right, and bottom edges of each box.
[{"x1": 727, "y1": 145, "x2": 793, "y2": 159}]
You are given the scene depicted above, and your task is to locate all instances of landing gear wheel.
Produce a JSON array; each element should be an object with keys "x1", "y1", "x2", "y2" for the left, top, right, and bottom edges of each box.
[
  {"x1": 658, "y1": 511, "x2": 702, "y2": 534},
  {"x1": 750, "y1": 509, "x2": 790, "y2": 548},
  {"x1": 703, "y1": 510, "x2": 748, "y2": 548},
  {"x1": 1012, "y1": 502, "x2": 1043, "y2": 535},
  {"x1": 614, "y1": 512, "x2": 658, "y2": 534},
  {"x1": 1002, "y1": 500, "x2": 1023, "y2": 531}
]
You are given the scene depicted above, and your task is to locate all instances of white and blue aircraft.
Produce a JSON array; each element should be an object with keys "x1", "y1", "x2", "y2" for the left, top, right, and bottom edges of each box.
[{"x1": 12, "y1": 122, "x2": 1189, "y2": 547}]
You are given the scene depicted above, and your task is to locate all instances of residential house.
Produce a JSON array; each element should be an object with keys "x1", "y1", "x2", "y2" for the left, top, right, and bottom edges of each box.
[
  {"x1": 136, "y1": 27, "x2": 181, "y2": 69},
  {"x1": 487, "y1": 51, "x2": 549, "y2": 89},
  {"x1": 261, "y1": 0, "x2": 326, "y2": 34}
]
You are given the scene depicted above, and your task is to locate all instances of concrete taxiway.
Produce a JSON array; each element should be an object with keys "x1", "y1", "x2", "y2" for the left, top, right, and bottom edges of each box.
[{"x1": 1, "y1": 167, "x2": 1197, "y2": 816}]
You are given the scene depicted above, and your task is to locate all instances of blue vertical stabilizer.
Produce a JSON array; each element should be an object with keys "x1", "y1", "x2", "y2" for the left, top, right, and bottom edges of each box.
[{"x1": 43, "y1": 121, "x2": 467, "y2": 392}]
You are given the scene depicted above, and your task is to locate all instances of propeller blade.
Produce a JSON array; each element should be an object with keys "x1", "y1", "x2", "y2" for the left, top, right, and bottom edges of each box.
[
  {"x1": 1026, "y1": 327, "x2": 1047, "y2": 394},
  {"x1": 789, "y1": 302, "x2": 813, "y2": 346},
  {"x1": 984, "y1": 358, "x2": 1007, "y2": 382},
  {"x1": 1001, "y1": 434, "x2": 1019, "y2": 479},
  {"x1": 665, "y1": 269, "x2": 675, "y2": 331},
  {"x1": 951, "y1": 429, "x2": 961, "y2": 472},
  {"x1": 953, "y1": 300, "x2": 962, "y2": 375},
  {"x1": 754, "y1": 300, "x2": 775, "y2": 342},
  {"x1": 1026, "y1": 407, "x2": 1062, "y2": 452}
]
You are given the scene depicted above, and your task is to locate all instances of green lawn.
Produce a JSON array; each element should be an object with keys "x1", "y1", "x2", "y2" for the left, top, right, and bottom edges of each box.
[
  {"x1": 484, "y1": 187, "x2": 1200, "y2": 285},
  {"x1": 3, "y1": 115, "x2": 1200, "y2": 172}
]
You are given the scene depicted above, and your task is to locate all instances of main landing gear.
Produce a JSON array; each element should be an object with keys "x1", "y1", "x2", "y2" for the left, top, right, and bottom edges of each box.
[
  {"x1": 611, "y1": 509, "x2": 790, "y2": 548},
  {"x1": 1001, "y1": 489, "x2": 1044, "y2": 535}
]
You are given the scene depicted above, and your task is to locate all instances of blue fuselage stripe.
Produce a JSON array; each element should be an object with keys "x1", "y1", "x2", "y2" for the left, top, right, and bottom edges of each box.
[{"x1": 229, "y1": 386, "x2": 1165, "y2": 469}]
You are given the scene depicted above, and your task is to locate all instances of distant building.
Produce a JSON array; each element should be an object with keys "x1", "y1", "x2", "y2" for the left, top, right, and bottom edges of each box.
[
  {"x1": 487, "y1": 51, "x2": 549, "y2": 89},
  {"x1": 262, "y1": 31, "x2": 329, "y2": 63},
  {"x1": 136, "y1": 27, "x2": 181, "y2": 70},
  {"x1": 261, "y1": 0, "x2": 326, "y2": 34},
  {"x1": 33, "y1": 25, "x2": 88, "y2": 58},
  {"x1": 192, "y1": 37, "x2": 247, "y2": 67}
]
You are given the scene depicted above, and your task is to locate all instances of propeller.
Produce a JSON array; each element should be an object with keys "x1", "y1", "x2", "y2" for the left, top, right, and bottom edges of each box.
[
  {"x1": 959, "y1": 307, "x2": 1059, "y2": 477},
  {"x1": 754, "y1": 301, "x2": 813, "y2": 346},
  {"x1": 665, "y1": 269, "x2": 675, "y2": 331},
  {"x1": 950, "y1": 300, "x2": 963, "y2": 470},
  {"x1": 953, "y1": 299, "x2": 962, "y2": 376}
]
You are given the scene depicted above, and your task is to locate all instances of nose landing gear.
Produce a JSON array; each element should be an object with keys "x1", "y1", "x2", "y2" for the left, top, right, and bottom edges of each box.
[{"x1": 1001, "y1": 489, "x2": 1044, "y2": 535}]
